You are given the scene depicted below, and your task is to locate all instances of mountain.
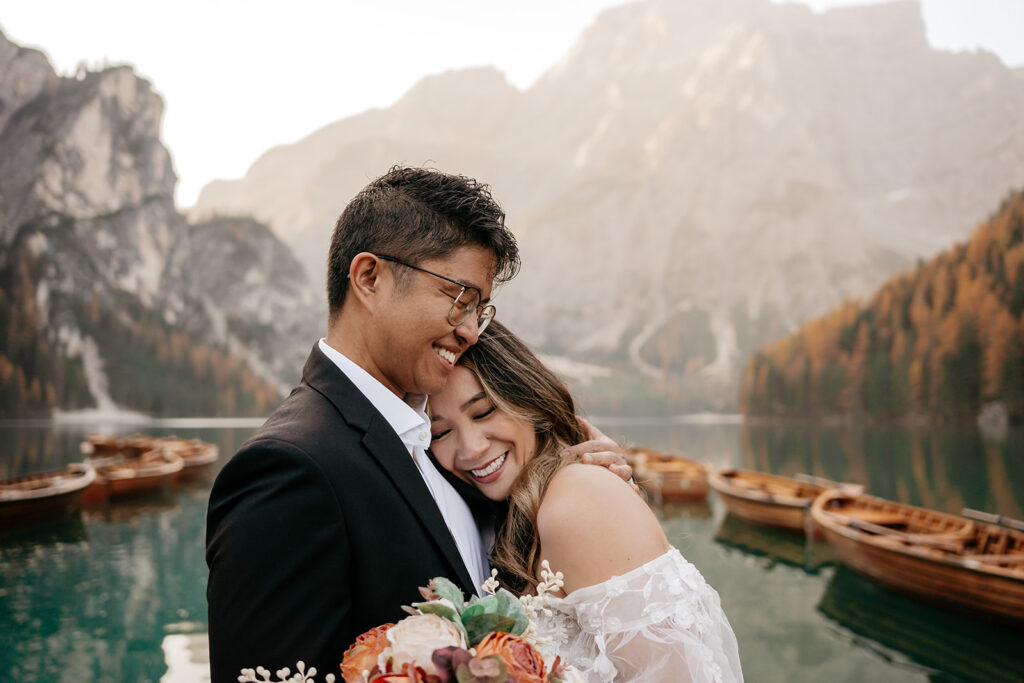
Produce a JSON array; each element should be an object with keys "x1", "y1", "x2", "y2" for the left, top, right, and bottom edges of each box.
[
  {"x1": 741, "y1": 188, "x2": 1024, "y2": 423},
  {"x1": 0, "y1": 29, "x2": 320, "y2": 417},
  {"x1": 195, "y1": 0, "x2": 1024, "y2": 414}
]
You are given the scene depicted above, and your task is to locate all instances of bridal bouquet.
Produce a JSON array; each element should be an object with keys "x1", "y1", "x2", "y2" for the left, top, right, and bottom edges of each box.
[{"x1": 239, "y1": 566, "x2": 582, "y2": 683}]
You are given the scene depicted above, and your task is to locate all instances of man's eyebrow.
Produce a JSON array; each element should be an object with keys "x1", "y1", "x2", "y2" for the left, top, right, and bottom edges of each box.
[{"x1": 461, "y1": 392, "x2": 487, "y2": 411}]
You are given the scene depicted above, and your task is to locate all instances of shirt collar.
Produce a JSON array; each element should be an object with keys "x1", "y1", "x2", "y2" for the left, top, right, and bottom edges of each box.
[{"x1": 318, "y1": 338, "x2": 428, "y2": 446}]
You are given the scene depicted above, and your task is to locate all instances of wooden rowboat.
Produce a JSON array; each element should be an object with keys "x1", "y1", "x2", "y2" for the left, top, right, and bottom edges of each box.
[
  {"x1": 84, "y1": 450, "x2": 184, "y2": 502},
  {"x1": 153, "y1": 438, "x2": 219, "y2": 480},
  {"x1": 0, "y1": 463, "x2": 96, "y2": 524},
  {"x1": 708, "y1": 468, "x2": 862, "y2": 537},
  {"x1": 811, "y1": 490, "x2": 1024, "y2": 624},
  {"x1": 630, "y1": 447, "x2": 710, "y2": 502},
  {"x1": 81, "y1": 433, "x2": 159, "y2": 457}
]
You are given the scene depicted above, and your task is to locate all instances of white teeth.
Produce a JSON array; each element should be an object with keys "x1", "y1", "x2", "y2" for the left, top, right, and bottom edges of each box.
[
  {"x1": 471, "y1": 452, "x2": 507, "y2": 478},
  {"x1": 434, "y1": 346, "x2": 456, "y2": 364}
]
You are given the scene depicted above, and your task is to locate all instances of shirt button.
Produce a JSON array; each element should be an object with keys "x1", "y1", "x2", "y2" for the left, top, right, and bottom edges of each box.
[{"x1": 419, "y1": 431, "x2": 429, "y2": 441}]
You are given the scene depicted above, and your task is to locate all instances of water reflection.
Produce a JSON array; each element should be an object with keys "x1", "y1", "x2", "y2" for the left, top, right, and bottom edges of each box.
[
  {"x1": 713, "y1": 514, "x2": 834, "y2": 574},
  {"x1": 818, "y1": 565, "x2": 1024, "y2": 682},
  {"x1": 738, "y1": 424, "x2": 1024, "y2": 519},
  {"x1": 654, "y1": 499, "x2": 713, "y2": 521}
]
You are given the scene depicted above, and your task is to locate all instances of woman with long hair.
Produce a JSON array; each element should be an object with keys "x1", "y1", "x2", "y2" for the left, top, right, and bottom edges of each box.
[{"x1": 427, "y1": 321, "x2": 743, "y2": 682}]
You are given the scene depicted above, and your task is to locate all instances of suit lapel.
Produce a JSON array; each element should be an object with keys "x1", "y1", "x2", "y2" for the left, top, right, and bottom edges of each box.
[
  {"x1": 302, "y1": 344, "x2": 478, "y2": 595},
  {"x1": 361, "y1": 420, "x2": 477, "y2": 594}
]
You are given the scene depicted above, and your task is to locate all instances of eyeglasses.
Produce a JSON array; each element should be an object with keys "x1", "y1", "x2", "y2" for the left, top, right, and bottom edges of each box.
[{"x1": 376, "y1": 255, "x2": 496, "y2": 334}]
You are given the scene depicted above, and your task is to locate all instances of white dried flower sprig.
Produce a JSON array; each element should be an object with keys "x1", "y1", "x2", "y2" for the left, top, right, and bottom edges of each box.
[
  {"x1": 237, "y1": 661, "x2": 334, "y2": 683},
  {"x1": 481, "y1": 568, "x2": 501, "y2": 596},
  {"x1": 517, "y1": 560, "x2": 564, "y2": 646}
]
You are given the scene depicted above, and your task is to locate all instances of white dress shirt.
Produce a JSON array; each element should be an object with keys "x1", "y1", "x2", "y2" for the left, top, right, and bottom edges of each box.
[{"x1": 318, "y1": 339, "x2": 490, "y2": 594}]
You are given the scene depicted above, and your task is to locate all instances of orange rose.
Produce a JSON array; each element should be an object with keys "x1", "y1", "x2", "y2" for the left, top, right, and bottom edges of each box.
[
  {"x1": 474, "y1": 631, "x2": 547, "y2": 683},
  {"x1": 341, "y1": 624, "x2": 394, "y2": 683}
]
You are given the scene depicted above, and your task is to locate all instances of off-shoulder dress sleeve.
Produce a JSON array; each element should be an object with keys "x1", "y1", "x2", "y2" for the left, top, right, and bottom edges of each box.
[{"x1": 536, "y1": 547, "x2": 743, "y2": 683}]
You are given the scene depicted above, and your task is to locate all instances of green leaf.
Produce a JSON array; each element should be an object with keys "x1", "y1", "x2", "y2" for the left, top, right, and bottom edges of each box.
[
  {"x1": 413, "y1": 601, "x2": 461, "y2": 623},
  {"x1": 463, "y1": 614, "x2": 517, "y2": 646},
  {"x1": 460, "y1": 603, "x2": 485, "y2": 622},
  {"x1": 494, "y1": 589, "x2": 529, "y2": 635},
  {"x1": 431, "y1": 577, "x2": 467, "y2": 614}
]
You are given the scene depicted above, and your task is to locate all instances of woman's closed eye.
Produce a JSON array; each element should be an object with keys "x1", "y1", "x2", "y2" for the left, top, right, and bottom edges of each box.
[
  {"x1": 473, "y1": 406, "x2": 496, "y2": 421},
  {"x1": 430, "y1": 428, "x2": 451, "y2": 441}
]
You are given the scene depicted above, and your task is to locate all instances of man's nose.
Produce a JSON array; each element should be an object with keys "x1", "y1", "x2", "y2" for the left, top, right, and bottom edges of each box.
[{"x1": 453, "y1": 314, "x2": 480, "y2": 346}]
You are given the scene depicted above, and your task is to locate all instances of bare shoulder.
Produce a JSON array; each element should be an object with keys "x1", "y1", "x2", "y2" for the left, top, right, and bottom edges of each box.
[{"x1": 536, "y1": 464, "x2": 669, "y2": 593}]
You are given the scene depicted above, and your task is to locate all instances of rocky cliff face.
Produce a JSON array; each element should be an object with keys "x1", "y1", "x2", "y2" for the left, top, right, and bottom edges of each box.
[
  {"x1": 188, "y1": 0, "x2": 1022, "y2": 412},
  {"x1": 0, "y1": 30, "x2": 319, "y2": 416}
]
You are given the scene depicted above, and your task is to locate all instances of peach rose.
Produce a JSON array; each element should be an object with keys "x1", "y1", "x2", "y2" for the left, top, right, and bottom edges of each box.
[
  {"x1": 378, "y1": 614, "x2": 466, "y2": 675},
  {"x1": 341, "y1": 624, "x2": 394, "y2": 683},
  {"x1": 474, "y1": 631, "x2": 547, "y2": 683}
]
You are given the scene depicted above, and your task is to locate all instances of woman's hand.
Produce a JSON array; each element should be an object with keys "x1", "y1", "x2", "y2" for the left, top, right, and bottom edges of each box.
[{"x1": 564, "y1": 417, "x2": 638, "y2": 492}]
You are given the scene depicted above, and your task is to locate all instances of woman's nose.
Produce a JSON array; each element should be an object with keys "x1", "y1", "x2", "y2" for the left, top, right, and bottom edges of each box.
[{"x1": 461, "y1": 428, "x2": 489, "y2": 458}]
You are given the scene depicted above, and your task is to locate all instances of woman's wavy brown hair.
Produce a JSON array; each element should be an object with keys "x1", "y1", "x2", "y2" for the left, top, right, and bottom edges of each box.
[{"x1": 458, "y1": 320, "x2": 586, "y2": 594}]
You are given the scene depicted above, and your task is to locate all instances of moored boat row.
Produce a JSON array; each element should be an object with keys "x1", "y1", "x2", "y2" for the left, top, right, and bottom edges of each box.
[
  {"x1": 702, "y1": 463, "x2": 1024, "y2": 624},
  {"x1": 0, "y1": 435, "x2": 219, "y2": 525}
]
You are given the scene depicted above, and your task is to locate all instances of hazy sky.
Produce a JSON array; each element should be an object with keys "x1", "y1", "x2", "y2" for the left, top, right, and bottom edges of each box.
[{"x1": 2, "y1": 0, "x2": 1022, "y2": 207}]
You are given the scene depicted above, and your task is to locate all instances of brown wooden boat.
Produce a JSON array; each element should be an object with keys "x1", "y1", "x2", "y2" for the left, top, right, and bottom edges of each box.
[
  {"x1": 811, "y1": 490, "x2": 1024, "y2": 624},
  {"x1": 630, "y1": 447, "x2": 710, "y2": 502},
  {"x1": 0, "y1": 463, "x2": 96, "y2": 524},
  {"x1": 80, "y1": 434, "x2": 158, "y2": 457},
  {"x1": 153, "y1": 438, "x2": 219, "y2": 480},
  {"x1": 84, "y1": 450, "x2": 184, "y2": 502},
  {"x1": 708, "y1": 469, "x2": 863, "y2": 538}
]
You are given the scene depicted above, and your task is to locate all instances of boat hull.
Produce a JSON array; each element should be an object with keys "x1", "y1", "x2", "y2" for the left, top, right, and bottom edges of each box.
[
  {"x1": 85, "y1": 453, "x2": 184, "y2": 502},
  {"x1": 708, "y1": 469, "x2": 834, "y2": 537},
  {"x1": 713, "y1": 487, "x2": 816, "y2": 535},
  {"x1": 0, "y1": 465, "x2": 96, "y2": 525},
  {"x1": 0, "y1": 486, "x2": 89, "y2": 523},
  {"x1": 812, "y1": 492, "x2": 1024, "y2": 624}
]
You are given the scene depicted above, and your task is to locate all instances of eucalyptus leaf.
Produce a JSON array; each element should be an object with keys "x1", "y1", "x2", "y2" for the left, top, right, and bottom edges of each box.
[
  {"x1": 463, "y1": 613, "x2": 516, "y2": 646},
  {"x1": 431, "y1": 577, "x2": 467, "y2": 613},
  {"x1": 460, "y1": 603, "x2": 485, "y2": 622},
  {"x1": 413, "y1": 601, "x2": 461, "y2": 623}
]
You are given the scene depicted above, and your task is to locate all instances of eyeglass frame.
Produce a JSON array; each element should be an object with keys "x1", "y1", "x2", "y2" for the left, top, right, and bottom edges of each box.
[{"x1": 374, "y1": 254, "x2": 496, "y2": 334}]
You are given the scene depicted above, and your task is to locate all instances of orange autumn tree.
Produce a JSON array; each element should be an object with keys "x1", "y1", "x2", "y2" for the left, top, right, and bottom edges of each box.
[{"x1": 741, "y1": 189, "x2": 1024, "y2": 422}]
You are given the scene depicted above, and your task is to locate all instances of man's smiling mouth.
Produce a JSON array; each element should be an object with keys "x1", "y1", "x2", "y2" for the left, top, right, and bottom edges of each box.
[{"x1": 434, "y1": 346, "x2": 456, "y2": 364}]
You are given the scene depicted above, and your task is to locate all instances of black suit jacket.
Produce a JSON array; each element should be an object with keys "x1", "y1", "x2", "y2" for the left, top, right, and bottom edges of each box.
[{"x1": 206, "y1": 344, "x2": 490, "y2": 682}]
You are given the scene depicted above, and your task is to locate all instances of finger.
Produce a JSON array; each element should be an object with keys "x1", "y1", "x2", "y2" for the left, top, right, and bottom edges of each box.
[
  {"x1": 610, "y1": 464, "x2": 634, "y2": 480},
  {"x1": 578, "y1": 450, "x2": 622, "y2": 466},
  {"x1": 562, "y1": 439, "x2": 617, "y2": 457}
]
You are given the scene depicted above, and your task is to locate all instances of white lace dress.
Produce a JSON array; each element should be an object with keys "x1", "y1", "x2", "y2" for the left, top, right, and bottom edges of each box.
[{"x1": 534, "y1": 548, "x2": 743, "y2": 682}]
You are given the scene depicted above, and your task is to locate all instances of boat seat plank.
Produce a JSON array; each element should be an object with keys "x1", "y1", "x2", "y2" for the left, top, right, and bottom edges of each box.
[
  {"x1": 848, "y1": 519, "x2": 969, "y2": 552},
  {"x1": 844, "y1": 510, "x2": 907, "y2": 527}
]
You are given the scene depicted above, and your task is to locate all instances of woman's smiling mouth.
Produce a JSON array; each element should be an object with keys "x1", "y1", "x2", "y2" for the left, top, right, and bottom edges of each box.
[{"x1": 469, "y1": 451, "x2": 507, "y2": 482}]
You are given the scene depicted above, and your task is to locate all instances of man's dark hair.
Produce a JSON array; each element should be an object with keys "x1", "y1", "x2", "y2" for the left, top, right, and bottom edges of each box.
[{"x1": 326, "y1": 166, "x2": 520, "y2": 316}]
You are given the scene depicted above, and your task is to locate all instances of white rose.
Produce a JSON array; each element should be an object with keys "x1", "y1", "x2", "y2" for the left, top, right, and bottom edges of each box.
[{"x1": 377, "y1": 613, "x2": 465, "y2": 674}]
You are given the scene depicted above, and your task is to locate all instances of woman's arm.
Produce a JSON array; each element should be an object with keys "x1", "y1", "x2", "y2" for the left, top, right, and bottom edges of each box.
[{"x1": 536, "y1": 463, "x2": 668, "y2": 593}]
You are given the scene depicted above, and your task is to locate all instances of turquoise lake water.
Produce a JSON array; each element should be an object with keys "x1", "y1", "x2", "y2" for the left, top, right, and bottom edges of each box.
[{"x1": 1, "y1": 419, "x2": 1022, "y2": 682}]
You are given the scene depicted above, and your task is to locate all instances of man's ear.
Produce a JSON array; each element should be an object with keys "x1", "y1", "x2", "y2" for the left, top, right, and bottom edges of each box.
[{"x1": 348, "y1": 252, "x2": 386, "y2": 311}]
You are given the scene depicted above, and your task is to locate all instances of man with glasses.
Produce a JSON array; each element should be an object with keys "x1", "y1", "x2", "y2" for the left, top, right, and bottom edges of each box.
[{"x1": 206, "y1": 167, "x2": 627, "y2": 682}]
